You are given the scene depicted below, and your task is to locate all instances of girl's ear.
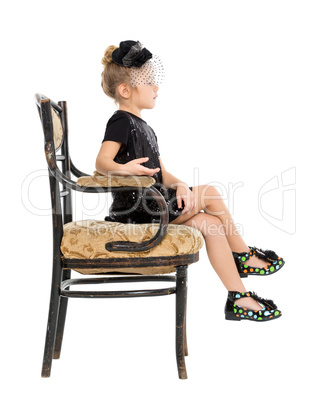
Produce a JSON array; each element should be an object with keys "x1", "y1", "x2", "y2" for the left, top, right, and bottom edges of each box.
[{"x1": 117, "y1": 83, "x2": 131, "y2": 99}]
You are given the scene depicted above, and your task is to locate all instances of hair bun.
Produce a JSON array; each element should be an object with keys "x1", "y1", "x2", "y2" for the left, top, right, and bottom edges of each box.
[{"x1": 101, "y1": 45, "x2": 118, "y2": 66}]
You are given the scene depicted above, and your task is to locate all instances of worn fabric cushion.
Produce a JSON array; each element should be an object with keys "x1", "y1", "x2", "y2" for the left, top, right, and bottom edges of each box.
[
  {"x1": 77, "y1": 171, "x2": 155, "y2": 188},
  {"x1": 61, "y1": 219, "x2": 204, "y2": 275}
]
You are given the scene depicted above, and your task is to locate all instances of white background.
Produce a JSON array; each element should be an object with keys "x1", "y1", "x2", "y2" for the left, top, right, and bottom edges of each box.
[{"x1": 2, "y1": 0, "x2": 316, "y2": 400}]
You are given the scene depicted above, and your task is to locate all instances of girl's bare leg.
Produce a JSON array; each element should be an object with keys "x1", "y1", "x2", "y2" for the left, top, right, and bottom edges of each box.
[
  {"x1": 198, "y1": 185, "x2": 269, "y2": 268},
  {"x1": 173, "y1": 212, "x2": 262, "y2": 311},
  {"x1": 171, "y1": 184, "x2": 268, "y2": 269}
]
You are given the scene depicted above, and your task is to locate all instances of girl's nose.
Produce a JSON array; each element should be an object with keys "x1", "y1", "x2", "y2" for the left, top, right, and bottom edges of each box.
[{"x1": 154, "y1": 84, "x2": 159, "y2": 91}]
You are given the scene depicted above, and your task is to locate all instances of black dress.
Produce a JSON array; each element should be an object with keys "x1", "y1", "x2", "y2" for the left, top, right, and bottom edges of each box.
[{"x1": 102, "y1": 110, "x2": 192, "y2": 224}]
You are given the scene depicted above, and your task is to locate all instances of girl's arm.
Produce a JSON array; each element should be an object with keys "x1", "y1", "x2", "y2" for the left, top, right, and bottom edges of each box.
[
  {"x1": 96, "y1": 141, "x2": 127, "y2": 175},
  {"x1": 96, "y1": 141, "x2": 160, "y2": 177}
]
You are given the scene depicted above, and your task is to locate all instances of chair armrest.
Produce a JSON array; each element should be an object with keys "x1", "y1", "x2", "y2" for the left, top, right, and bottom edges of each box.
[
  {"x1": 45, "y1": 141, "x2": 113, "y2": 194},
  {"x1": 77, "y1": 170, "x2": 155, "y2": 188},
  {"x1": 104, "y1": 184, "x2": 169, "y2": 252},
  {"x1": 76, "y1": 171, "x2": 168, "y2": 252},
  {"x1": 76, "y1": 173, "x2": 168, "y2": 252},
  {"x1": 46, "y1": 146, "x2": 169, "y2": 252}
]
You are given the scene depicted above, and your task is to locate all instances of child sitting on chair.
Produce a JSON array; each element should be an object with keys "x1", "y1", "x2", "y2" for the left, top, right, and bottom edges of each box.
[{"x1": 95, "y1": 40, "x2": 285, "y2": 322}]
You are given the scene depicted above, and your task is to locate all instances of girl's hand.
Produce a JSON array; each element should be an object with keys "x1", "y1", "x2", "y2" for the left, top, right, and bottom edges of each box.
[
  {"x1": 123, "y1": 157, "x2": 160, "y2": 176},
  {"x1": 175, "y1": 183, "x2": 196, "y2": 215}
]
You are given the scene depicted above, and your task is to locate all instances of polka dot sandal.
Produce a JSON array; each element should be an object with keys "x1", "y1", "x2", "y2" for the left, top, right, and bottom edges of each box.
[
  {"x1": 232, "y1": 246, "x2": 285, "y2": 278},
  {"x1": 225, "y1": 290, "x2": 282, "y2": 322}
]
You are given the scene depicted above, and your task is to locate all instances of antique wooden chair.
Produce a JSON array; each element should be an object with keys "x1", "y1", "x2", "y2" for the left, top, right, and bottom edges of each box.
[{"x1": 35, "y1": 93, "x2": 204, "y2": 379}]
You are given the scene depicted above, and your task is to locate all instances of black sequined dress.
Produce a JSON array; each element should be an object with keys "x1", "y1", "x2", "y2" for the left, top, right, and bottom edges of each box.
[{"x1": 102, "y1": 110, "x2": 192, "y2": 224}]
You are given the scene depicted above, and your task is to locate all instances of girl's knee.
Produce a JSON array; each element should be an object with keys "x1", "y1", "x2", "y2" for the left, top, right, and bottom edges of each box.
[
  {"x1": 192, "y1": 184, "x2": 222, "y2": 212},
  {"x1": 199, "y1": 184, "x2": 220, "y2": 196}
]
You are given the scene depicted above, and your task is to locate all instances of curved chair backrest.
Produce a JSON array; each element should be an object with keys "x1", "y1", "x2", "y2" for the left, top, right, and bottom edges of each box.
[
  {"x1": 35, "y1": 93, "x2": 74, "y2": 249},
  {"x1": 35, "y1": 93, "x2": 65, "y2": 151}
]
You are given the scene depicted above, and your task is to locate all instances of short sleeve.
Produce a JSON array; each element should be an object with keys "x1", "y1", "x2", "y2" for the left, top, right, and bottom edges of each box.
[{"x1": 102, "y1": 112, "x2": 131, "y2": 151}]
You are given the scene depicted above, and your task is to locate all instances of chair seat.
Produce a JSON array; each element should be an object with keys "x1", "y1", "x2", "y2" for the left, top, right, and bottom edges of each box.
[{"x1": 61, "y1": 219, "x2": 204, "y2": 275}]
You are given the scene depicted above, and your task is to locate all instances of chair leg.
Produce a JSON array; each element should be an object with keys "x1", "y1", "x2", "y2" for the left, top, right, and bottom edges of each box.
[
  {"x1": 175, "y1": 265, "x2": 188, "y2": 379},
  {"x1": 41, "y1": 264, "x2": 62, "y2": 378},
  {"x1": 53, "y1": 270, "x2": 71, "y2": 359},
  {"x1": 53, "y1": 297, "x2": 68, "y2": 359},
  {"x1": 184, "y1": 304, "x2": 188, "y2": 357}
]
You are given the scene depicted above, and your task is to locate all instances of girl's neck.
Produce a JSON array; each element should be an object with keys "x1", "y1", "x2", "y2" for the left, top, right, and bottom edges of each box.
[{"x1": 118, "y1": 105, "x2": 142, "y2": 119}]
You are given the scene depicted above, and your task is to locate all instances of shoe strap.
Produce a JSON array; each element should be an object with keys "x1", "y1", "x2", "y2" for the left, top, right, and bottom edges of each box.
[
  {"x1": 228, "y1": 290, "x2": 278, "y2": 310},
  {"x1": 228, "y1": 290, "x2": 254, "y2": 301},
  {"x1": 232, "y1": 247, "x2": 256, "y2": 263},
  {"x1": 233, "y1": 246, "x2": 280, "y2": 263}
]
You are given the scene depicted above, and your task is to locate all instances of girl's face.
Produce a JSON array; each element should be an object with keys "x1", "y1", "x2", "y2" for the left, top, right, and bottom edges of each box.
[{"x1": 131, "y1": 83, "x2": 159, "y2": 110}]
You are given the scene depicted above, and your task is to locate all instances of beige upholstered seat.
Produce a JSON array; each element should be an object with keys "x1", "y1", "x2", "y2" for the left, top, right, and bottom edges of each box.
[{"x1": 61, "y1": 219, "x2": 204, "y2": 275}]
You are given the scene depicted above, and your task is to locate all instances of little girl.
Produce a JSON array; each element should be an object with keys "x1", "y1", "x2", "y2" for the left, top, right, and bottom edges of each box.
[{"x1": 95, "y1": 40, "x2": 285, "y2": 322}]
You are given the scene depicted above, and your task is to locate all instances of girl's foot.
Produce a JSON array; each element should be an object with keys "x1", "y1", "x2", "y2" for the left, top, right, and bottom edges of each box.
[
  {"x1": 234, "y1": 296, "x2": 262, "y2": 311},
  {"x1": 246, "y1": 252, "x2": 269, "y2": 268},
  {"x1": 232, "y1": 246, "x2": 285, "y2": 277},
  {"x1": 225, "y1": 291, "x2": 282, "y2": 322}
]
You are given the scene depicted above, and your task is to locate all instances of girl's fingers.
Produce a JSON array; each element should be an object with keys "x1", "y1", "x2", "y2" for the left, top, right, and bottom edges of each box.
[
  {"x1": 182, "y1": 196, "x2": 195, "y2": 214},
  {"x1": 182, "y1": 200, "x2": 190, "y2": 214},
  {"x1": 136, "y1": 157, "x2": 149, "y2": 163},
  {"x1": 177, "y1": 190, "x2": 196, "y2": 214},
  {"x1": 141, "y1": 166, "x2": 160, "y2": 175}
]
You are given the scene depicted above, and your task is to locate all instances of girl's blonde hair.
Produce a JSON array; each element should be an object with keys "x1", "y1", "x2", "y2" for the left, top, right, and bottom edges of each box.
[{"x1": 101, "y1": 45, "x2": 131, "y2": 102}]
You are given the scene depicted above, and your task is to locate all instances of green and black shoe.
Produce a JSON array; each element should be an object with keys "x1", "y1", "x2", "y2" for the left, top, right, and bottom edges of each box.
[
  {"x1": 233, "y1": 246, "x2": 285, "y2": 278},
  {"x1": 225, "y1": 290, "x2": 282, "y2": 322}
]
